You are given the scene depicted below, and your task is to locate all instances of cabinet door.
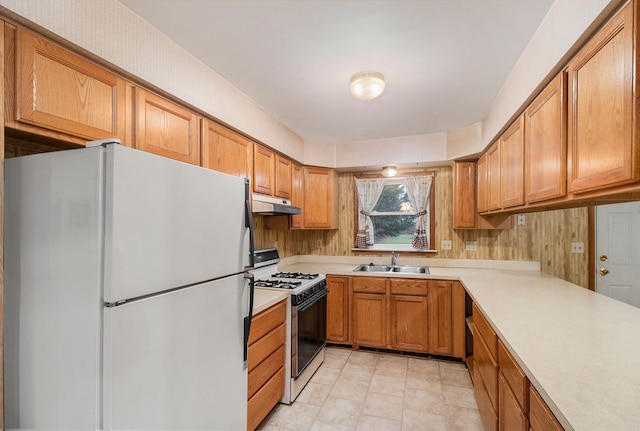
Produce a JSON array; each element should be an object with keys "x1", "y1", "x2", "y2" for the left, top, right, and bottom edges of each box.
[
  {"x1": 253, "y1": 144, "x2": 275, "y2": 195},
  {"x1": 453, "y1": 161, "x2": 477, "y2": 228},
  {"x1": 498, "y1": 374, "x2": 528, "y2": 431},
  {"x1": 135, "y1": 88, "x2": 201, "y2": 165},
  {"x1": 567, "y1": 2, "x2": 637, "y2": 193},
  {"x1": 486, "y1": 143, "x2": 501, "y2": 211},
  {"x1": 529, "y1": 386, "x2": 564, "y2": 431},
  {"x1": 274, "y1": 154, "x2": 292, "y2": 199},
  {"x1": 352, "y1": 292, "x2": 386, "y2": 348},
  {"x1": 12, "y1": 27, "x2": 125, "y2": 143},
  {"x1": 525, "y1": 72, "x2": 567, "y2": 203},
  {"x1": 391, "y1": 294, "x2": 428, "y2": 353},
  {"x1": 474, "y1": 325, "x2": 498, "y2": 411},
  {"x1": 477, "y1": 154, "x2": 489, "y2": 213},
  {"x1": 428, "y1": 280, "x2": 453, "y2": 355},
  {"x1": 499, "y1": 116, "x2": 524, "y2": 208},
  {"x1": 290, "y1": 163, "x2": 304, "y2": 229},
  {"x1": 201, "y1": 119, "x2": 253, "y2": 179},
  {"x1": 303, "y1": 167, "x2": 338, "y2": 229},
  {"x1": 326, "y1": 276, "x2": 350, "y2": 344}
]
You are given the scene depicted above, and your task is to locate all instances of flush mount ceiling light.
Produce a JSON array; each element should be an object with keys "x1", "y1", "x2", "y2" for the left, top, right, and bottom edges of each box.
[
  {"x1": 350, "y1": 70, "x2": 385, "y2": 100},
  {"x1": 382, "y1": 165, "x2": 397, "y2": 177}
]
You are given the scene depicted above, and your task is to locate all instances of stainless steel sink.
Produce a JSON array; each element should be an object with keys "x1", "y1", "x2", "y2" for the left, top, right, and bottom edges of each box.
[
  {"x1": 353, "y1": 264, "x2": 393, "y2": 272},
  {"x1": 391, "y1": 265, "x2": 430, "y2": 274},
  {"x1": 353, "y1": 264, "x2": 429, "y2": 274}
]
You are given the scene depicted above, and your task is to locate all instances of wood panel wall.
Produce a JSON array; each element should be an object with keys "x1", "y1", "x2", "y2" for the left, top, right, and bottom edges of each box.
[{"x1": 254, "y1": 167, "x2": 589, "y2": 288}]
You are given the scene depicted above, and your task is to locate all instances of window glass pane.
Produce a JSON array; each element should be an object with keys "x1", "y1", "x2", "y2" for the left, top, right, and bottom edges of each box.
[
  {"x1": 373, "y1": 184, "x2": 415, "y2": 213},
  {"x1": 371, "y1": 215, "x2": 416, "y2": 244}
]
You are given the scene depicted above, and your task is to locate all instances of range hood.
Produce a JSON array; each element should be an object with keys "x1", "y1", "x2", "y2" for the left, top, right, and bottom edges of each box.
[{"x1": 251, "y1": 194, "x2": 301, "y2": 216}]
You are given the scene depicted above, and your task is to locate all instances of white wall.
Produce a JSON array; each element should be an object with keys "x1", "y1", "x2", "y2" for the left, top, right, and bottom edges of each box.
[{"x1": 0, "y1": 0, "x2": 626, "y2": 167}]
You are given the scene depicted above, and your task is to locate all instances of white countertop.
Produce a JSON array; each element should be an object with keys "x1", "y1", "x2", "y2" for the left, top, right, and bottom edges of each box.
[
  {"x1": 277, "y1": 256, "x2": 640, "y2": 431},
  {"x1": 252, "y1": 289, "x2": 288, "y2": 315}
]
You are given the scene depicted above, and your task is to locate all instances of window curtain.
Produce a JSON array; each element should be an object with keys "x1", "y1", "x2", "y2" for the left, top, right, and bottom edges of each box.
[
  {"x1": 354, "y1": 178, "x2": 386, "y2": 248},
  {"x1": 404, "y1": 175, "x2": 433, "y2": 249}
]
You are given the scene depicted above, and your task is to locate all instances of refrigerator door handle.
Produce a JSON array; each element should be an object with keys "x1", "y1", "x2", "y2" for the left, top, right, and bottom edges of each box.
[
  {"x1": 244, "y1": 179, "x2": 255, "y2": 269},
  {"x1": 243, "y1": 273, "x2": 255, "y2": 363}
]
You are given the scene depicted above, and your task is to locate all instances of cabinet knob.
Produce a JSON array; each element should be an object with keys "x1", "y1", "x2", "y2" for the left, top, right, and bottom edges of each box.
[{"x1": 599, "y1": 267, "x2": 610, "y2": 276}]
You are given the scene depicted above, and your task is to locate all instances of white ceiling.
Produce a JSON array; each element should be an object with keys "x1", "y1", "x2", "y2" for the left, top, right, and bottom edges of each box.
[{"x1": 119, "y1": 0, "x2": 554, "y2": 144}]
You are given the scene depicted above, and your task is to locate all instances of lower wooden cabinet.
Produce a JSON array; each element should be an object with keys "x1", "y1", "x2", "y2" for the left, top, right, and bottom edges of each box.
[
  {"x1": 498, "y1": 373, "x2": 527, "y2": 431},
  {"x1": 326, "y1": 276, "x2": 350, "y2": 344},
  {"x1": 530, "y1": 387, "x2": 564, "y2": 431},
  {"x1": 352, "y1": 277, "x2": 387, "y2": 348},
  {"x1": 337, "y1": 276, "x2": 465, "y2": 358},
  {"x1": 247, "y1": 300, "x2": 286, "y2": 431},
  {"x1": 390, "y1": 279, "x2": 429, "y2": 352},
  {"x1": 471, "y1": 303, "x2": 564, "y2": 431}
]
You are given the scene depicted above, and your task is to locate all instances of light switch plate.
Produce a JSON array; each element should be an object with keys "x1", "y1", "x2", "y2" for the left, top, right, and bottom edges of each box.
[
  {"x1": 465, "y1": 240, "x2": 477, "y2": 251},
  {"x1": 517, "y1": 214, "x2": 525, "y2": 226},
  {"x1": 441, "y1": 240, "x2": 452, "y2": 250}
]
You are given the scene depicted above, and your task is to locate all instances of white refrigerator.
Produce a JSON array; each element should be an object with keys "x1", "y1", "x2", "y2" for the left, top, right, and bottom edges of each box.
[{"x1": 4, "y1": 141, "x2": 255, "y2": 430}]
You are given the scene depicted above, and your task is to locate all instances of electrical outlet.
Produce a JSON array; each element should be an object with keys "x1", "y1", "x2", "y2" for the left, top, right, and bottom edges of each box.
[
  {"x1": 465, "y1": 240, "x2": 477, "y2": 251},
  {"x1": 517, "y1": 214, "x2": 526, "y2": 226},
  {"x1": 316, "y1": 239, "x2": 322, "y2": 249},
  {"x1": 441, "y1": 240, "x2": 452, "y2": 250},
  {"x1": 571, "y1": 242, "x2": 584, "y2": 253}
]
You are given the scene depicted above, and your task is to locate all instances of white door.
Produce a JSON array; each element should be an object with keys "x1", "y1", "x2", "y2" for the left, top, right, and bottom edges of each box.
[
  {"x1": 103, "y1": 274, "x2": 248, "y2": 430},
  {"x1": 595, "y1": 201, "x2": 640, "y2": 307}
]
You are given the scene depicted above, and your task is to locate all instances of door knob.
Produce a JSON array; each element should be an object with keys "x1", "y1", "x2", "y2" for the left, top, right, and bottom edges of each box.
[
  {"x1": 599, "y1": 268, "x2": 610, "y2": 276},
  {"x1": 600, "y1": 255, "x2": 608, "y2": 262}
]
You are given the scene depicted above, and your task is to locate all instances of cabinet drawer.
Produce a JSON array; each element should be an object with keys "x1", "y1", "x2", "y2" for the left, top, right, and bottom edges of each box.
[
  {"x1": 352, "y1": 277, "x2": 387, "y2": 294},
  {"x1": 248, "y1": 344, "x2": 285, "y2": 399},
  {"x1": 247, "y1": 366, "x2": 285, "y2": 431},
  {"x1": 249, "y1": 300, "x2": 286, "y2": 345},
  {"x1": 474, "y1": 363, "x2": 498, "y2": 431},
  {"x1": 473, "y1": 303, "x2": 497, "y2": 358},
  {"x1": 474, "y1": 324, "x2": 498, "y2": 411},
  {"x1": 390, "y1": 279, "x2": 428, "y2": 296},
  {"x1": 498, "y1": 339, "x2": 528, "y2": 410},
  {"x1": 248, "y1": 323, "x2": 285, "y2": 372},
  {"x1": 530, "y1": 386, "x2": 564, "y2": 431}
]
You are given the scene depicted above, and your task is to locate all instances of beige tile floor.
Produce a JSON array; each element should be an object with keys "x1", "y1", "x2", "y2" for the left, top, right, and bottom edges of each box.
[{"x1": 257, "y1": 347, "x2": 483, "y2": 431}]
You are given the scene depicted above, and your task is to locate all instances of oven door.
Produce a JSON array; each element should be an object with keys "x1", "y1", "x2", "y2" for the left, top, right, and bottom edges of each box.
[{"x1": 292, "y1": 291, "x2": 327, "y2": 378}]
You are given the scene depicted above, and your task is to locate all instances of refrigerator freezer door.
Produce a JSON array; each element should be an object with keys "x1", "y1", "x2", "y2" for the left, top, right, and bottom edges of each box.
[
  {"x1": 103, "y1": 145, "x2": 250, "y2": 303},
  {"x1": 4, "y1": 147, "x2": 105, "y2": 430},
  {"x1": 103, "y1": 275, "x2": 247, "y2": 430}
]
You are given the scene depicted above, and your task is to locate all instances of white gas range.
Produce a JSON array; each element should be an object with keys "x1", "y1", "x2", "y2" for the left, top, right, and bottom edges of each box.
[{"x1": 251, "y1": 248, "x2": 328, "y2": 404}]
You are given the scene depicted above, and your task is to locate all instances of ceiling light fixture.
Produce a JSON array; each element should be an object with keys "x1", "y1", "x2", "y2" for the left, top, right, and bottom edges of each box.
[
  {"x1": 350, "y1": 71, "x2": 385, "y2": 100},
  {"x1": 382, "y1": 166, "x2": 397, "y2": 177}
]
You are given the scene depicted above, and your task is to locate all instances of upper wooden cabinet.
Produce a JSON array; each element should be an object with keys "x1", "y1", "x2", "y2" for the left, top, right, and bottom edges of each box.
[
  {"x1": 499, "y1": 115, "x2": 524, "y2": 209},
  {"x1": 525, "y1": 73, "x2": 567, "y2": 203},
  {"x1": 274, "y1": 154, "x2": 292, "y2": 199},
  {"x1": 454, "y1": 161, "x2": 512, "y2": 230},
  {"x1": 201, "y1": 119, "x2": 253, "y2": 180},
  {"x1": 477, "y1": 154, "x2": 489, "y2": 213},
  {"x1": 303, "y1": 167, "x2": 338, "y2": 229},
  {"x1": 134, "y1": 87, "x2": 201, "y2": 165},
  {"x1": 486, "y1": 142, "x2": 501, "y2": 211},
  {"x1": 290, "y1": 163, "x2": 304, "y2": 229},
  {"x1": 253, "y1": 144, "x2": 275, "y2": 196},
  {"x1": 454, "y1": 161, "x2": 477, "y2": 228},
  {"x1": 6, "y1": 26, "x2": 126, "y2": 144},
  {"x1": 567, "y1": 1, "x2": 638, "y2": 194}
]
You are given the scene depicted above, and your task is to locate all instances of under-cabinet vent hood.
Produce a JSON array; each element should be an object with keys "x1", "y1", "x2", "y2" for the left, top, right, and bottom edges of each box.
[{"x1": 252, "y1": 194, "x2": 301, "y2": 216}]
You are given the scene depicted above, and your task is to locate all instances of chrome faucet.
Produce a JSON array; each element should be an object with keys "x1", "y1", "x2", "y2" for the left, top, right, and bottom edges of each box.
[{"x1": 391, "y1": 252, "x2": 398, "y2": 267}]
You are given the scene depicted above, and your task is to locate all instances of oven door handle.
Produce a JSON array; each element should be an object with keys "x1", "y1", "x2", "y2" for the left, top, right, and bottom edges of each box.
[{"x1": 296, "y1": 289, "x2": 328, "y2": 312}]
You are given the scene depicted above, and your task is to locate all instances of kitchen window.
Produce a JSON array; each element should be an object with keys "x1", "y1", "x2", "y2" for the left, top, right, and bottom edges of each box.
[{"x1": 354, "y1": 173, "x2": 435, "y2": 252}]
